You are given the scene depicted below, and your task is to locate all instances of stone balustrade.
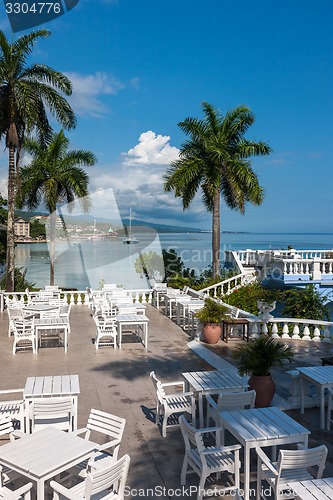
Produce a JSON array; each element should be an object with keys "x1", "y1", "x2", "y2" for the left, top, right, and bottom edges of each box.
[
  {"x1": 248, "y1": 317, "x2": 333, "y2": 343},
  {"x1": 0, "y1": 288, "x2": 153, "y2": 312}
]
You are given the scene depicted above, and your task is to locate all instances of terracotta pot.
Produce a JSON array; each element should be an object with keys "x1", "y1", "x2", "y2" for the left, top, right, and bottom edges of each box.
[
  {"x1": 248, "y1": 374, "x2": 276, "y2": 408},
  {"x1": 202, "y1": 323, "x2": 222, "y2": 344}
]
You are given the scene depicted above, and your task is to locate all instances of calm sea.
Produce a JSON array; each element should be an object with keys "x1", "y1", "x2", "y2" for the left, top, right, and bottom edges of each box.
[{"x1": 15, "y1": 232, "x2": 333, "y2": 290}]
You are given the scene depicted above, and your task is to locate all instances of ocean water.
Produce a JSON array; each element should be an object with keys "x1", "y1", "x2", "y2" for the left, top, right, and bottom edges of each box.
[{"x1": 15, "y1": 232, "x2": 333, "y2": 290}]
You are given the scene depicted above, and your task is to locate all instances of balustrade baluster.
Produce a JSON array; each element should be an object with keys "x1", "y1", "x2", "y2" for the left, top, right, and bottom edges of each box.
[
  {"x1": 282, "y1": 323, "x2": 290, "y2": 338},
  {"x1": 302, "y1": 324, "x2": 311, "y2": 340},
  {"x1": 291, "y1": 324, "x2": 301, "y2": 340},
  {"x1": 313, "y1": 326, "x2": 321, "y2": 341}
]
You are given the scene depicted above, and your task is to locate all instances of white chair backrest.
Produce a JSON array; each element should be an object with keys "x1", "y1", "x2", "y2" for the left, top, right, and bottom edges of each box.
[
  {"x1": 87, "y1": 409, "x2": 126, "y2": 443},
  {"x1": 83, "y1": 454, "x2": 130, "y2": 499},
  {"x1": 29, "y1": 397, "x2": 74, "y2": 432},
  {"x1": 12, "y1": 317, "x2": 35, "y2": 335},
  {"x1": 277, "y1": 445, "x2": 328, "y2": 481},
  {"x1": 0, "y1": 416, "x2": 14, "y2": 436},
  {"x1": 217, "y1": 390, "x2": 256, "y2": 411}
]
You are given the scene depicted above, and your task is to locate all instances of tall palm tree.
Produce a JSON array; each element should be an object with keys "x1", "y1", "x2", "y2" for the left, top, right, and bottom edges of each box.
[
  {"x1": 17, "y1": 130, "x2": 96, "y2": 285},
  {"x1": 0, "y1": 29, "x2": 76, "y2": 291},
  {"x1": 164, "y1": 102, "x2": 272, "y2": 279}
]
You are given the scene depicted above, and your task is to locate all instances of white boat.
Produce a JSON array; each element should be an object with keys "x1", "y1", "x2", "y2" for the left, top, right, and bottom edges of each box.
[{"x1": 123, "y1": 209, "x2": 139, "y2": 244}]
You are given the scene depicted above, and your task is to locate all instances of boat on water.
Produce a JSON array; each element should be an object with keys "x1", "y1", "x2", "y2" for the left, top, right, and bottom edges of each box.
[{"x1": 123, "y1": 209, "x2": 139, "y2": 245}]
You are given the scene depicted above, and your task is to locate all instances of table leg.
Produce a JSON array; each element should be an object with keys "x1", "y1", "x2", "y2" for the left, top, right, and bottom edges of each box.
[
  {"x1": 320, "y1": 387, "x2": 325, "y2": 430},
  {"x1": 64, "y1": 326, "x2": 68, "y2": 354},
  {"x1": 198, "y1": 393, "x2": 204, "y2": 428},
  {"x1": 300, "y1": 375, "x2": 305, "y2": 414},
  {"x1": 243, "y1": 444, "x2": 251, "y2": 500},
  {"x1": 37, "y1": 478, "x2": 45, "y2": 500},
  {"x1": 73, "y1": 395, "x2": 78, "y2": 431}
]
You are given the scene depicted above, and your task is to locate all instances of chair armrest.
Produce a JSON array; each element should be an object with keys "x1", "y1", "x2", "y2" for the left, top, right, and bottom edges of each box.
[
  {"x1": 0, "y1": 389, "x2": 24, "y2": 395},
  {"x1": 98, "y1": 438, "x2": 121, "y2": 452},
  {"x1": 72, "y1": 427, "x2": 90, "y2": 440},
  {"x1": 12, "y1": 482, "x2": 33, "y2": 498},
  {"x1": 256, "y1": 446, "x2": 278, "y2": 475},
  {"x1": 205, "y1": 394, "x2": 218, "y2": 410},
  {"x1": 163, "y1": 391, "x2": 193, "y2": 400},
  {"x1": 161, "y1": 381, "x2": 186, "y2": 391},
  {"x1": 49, "y1": 480, "x2": 82, "y2": 500},
  {"x1": 201, "y1": 443, "x2": 242, "y2": 455},
  {"x1": 10, "y1": 430, "x2": 25, "y2": 441}
]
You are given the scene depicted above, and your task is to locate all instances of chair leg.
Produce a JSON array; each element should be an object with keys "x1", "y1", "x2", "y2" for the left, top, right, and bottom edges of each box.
[
  {"x1": 180, "y1": 458, "x2": 188, "y2": 485},
  {"x1": 197, "y1": 474, "x2": 207, "y2": 500},
  {"x1": 161, "y1": 414, "x2": 167, "y2": 438},
  {"x1": 327, "y1": 392, "x2": 332, "y2": 430}
]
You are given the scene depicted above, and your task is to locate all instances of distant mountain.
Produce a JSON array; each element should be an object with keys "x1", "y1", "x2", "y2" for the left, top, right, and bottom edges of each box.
[{"x1": 14, "y1": 210, "x2": 208, "y2": 233}]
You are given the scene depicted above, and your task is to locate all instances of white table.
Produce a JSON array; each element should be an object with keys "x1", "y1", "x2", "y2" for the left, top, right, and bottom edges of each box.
[
  {"x1": 116, "y1": 302, "x2": 146, "y2": 315},
  {"x1": 287, "y1": 478, "x2": 333, "y2": 500},
  {"x1": 34, "y1": 317, "x2": 69, "y2": 353},
  {"x1": 163, "y1": 292, "x2": 191, "y2": 319},
  {"x1": 116, "y1": 314, "x2": 149, "y2": 349},
  {"x1": 23, "y1": 375, "x2": 80, "y2": 431},
  {"x1": 182, "y1": 369, "x2": 249, "y2": 427},
  {"x1": 22, "y1": 304, "x2": 59, "y2": 317},
  {"x1": 0, "y1": 427, "x2": 98, "y2": 500},
  {"x1": 298, "y1": 366, "x2": 333, "y2": 429},
  {"x1": 175, "y1": 298, "x2": 204, "y2": 327},
  {"x1": 218, "y1": 407, "x2": 310, "y2": 500}
]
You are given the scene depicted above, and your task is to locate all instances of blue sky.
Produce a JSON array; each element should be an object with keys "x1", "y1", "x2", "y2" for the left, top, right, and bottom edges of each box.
[{"x1": 1, "y1": 0, "x2": 333, "y2": 233}]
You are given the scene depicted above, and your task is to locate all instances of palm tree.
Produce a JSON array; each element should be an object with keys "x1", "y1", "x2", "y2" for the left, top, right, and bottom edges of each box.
[
  {"x1": 17, "y1": 130, "x2": 96, "y2": 285},
  {"x1": 164, "y1": 102, "x2": 272, "y2": 279},
  {"x1": 0, "y1": 29, "x2": 76, "y2": 291}
]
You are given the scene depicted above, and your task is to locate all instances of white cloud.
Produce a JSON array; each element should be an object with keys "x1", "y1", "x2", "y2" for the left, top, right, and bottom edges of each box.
[
  {"x1": 65, "y1": 71, "x2": 124, "y2": 117},
  {"x1": 122, "y1": 131, "x2": 179, "y2": 166}
]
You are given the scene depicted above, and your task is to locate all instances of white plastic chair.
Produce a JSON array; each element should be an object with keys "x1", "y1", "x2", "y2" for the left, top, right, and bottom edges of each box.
[
  {"x1": 95, "y1": 317, "x2": 117, "y2": 350},
  {"x1": 206, "y1": 390, "x2": 256, "y2": 426},
  {"x1": 256, "y1": 444, "x2": 328, "y2": 500},
  {"x1": 0, "y1": 389, "x2": 25, "y2": 430},
  {"x1": 50, "y1": 453, "x2": 130, "y2": 500},
  {"x1": 28, "y1": 397, "x2": 75, "y2": 433},
  {"x1": 70, "y1": 409, "x2": 126, "y2": 478},
  {"x1": 7, "y1": 308, "x2": 23, "y2": 337},
  {"x1": 0, "y1": 469, "x2": 33, "y2": 500},
  {"x1": 179, "y1": 415, "x2": 241, "y2": 500},
  {"x1": 150, "y1": 371, "x2": 195, "y2": 438},
  {"x1": 0, "y1": 417, "x2": 24, "y2": 487},
  {"x1": 12, "y1": 317, "x2": 36, "y2": 354}
]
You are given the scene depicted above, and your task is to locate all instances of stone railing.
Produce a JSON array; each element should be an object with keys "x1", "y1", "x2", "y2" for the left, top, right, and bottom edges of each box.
[
  {"x1": 0, "y1": 288, "x2": 153, "y2": 312},
  {"x1": 198, "y1": 273, "x2": 248, "y2": 298},
  {"x1": 248, "y1": 317, "x2": 333, "y2": 343}
]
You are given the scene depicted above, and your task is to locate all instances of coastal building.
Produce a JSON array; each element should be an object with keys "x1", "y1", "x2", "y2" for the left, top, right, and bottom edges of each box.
[{"x1": 14, "y1": 217, "x2": 30, "y2": 239}]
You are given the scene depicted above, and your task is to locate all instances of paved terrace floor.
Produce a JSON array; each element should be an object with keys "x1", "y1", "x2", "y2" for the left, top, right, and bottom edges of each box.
[{"x1": 1, "y1": 304, "x2": 333, "y2": 499}]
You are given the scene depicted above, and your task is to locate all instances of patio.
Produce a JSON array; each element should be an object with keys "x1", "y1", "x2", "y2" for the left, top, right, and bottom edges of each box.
[{"x1": 1, "y1": 303, "x2": 333, "y2": 498}]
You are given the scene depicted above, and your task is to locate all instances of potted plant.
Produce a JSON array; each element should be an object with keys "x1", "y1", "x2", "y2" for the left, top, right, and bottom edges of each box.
[
  {"x1": 233, "y1": 335, "x2": 294, "y2": 407},
  {"x1": 195, "y1": 298, "x2": 230, "y2": 344}
]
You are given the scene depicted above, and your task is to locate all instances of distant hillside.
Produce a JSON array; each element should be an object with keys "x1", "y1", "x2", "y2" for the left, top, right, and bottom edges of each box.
[{"x1": 14, "y1": 210, "x2": 208, "y2": 233}]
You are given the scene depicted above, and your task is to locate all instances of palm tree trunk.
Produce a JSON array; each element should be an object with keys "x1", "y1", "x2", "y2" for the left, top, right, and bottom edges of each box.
[
  {"x1": 49, "y1": 210, "x2": 56, "y2": 286},
  {"x1": 6, "y1": 146, "x2": 16, "y2": 292},
  {"x1": 212, "y1": 191, "x2": 221, "y2": 280}
]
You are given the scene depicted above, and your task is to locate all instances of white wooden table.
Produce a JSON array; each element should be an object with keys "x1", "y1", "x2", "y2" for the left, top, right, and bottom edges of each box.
[
  {"x1": 116, "y1": 314, "x2": 149, "y2": 349},
  {"x1": 116, "y1": 302, "x2": 146, "y2": 315},
  {"x1": 163, "y1": 292, "x2": 191, "y2": 319},
  {"x1": 182, "y1": 369, "x2": 249, "y2": 427},
  {"x1": 218, "y1": 407, "x2": 310, "y2": 500},
  {"x1": 0, "y1": 427, "x2": 98, "y2": 500},
  {"x1": 23, "y1": 375, "x2": 80, "y2": 431},
  {"x1": 176, "y1": 298, "x2": 204, "y2": 327},
  {"x1": 297, "y1": 366, "x2": 333, "y2": 429},
  {"x1": 287, "y1": 478, "x2": 333, "y2": 499},
  {"x1": 34, "y1": 317, "x2": 69, "y2": 353},
  {"x1": 22, "y1": 304, "x2": 59, "y2": 317}
]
